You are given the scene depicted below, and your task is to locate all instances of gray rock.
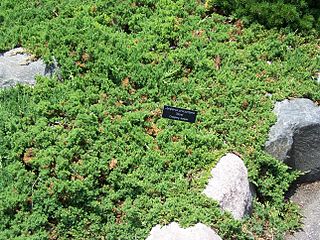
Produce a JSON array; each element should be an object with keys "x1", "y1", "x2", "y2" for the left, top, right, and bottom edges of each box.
[
  {"x1": 0, "y1": 47, "x2": 57, "y2": 88},
  {"x1": 146, "y1": 222, "x2": 222, "y2": 240},
  {"x1": 203, "y1": 153, "x2": 254, "y2": 219},
  {"x1": 265, "y1": 98, "x2": 320, "y2": 182},
  {"x1": 285, "y1": 181, "x2": 320, "y2": 240}
]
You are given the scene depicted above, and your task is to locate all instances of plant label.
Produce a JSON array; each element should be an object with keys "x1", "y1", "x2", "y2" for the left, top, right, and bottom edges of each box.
[{"x1": 162, "y1": 105, "x2": 197, "y2": 123}]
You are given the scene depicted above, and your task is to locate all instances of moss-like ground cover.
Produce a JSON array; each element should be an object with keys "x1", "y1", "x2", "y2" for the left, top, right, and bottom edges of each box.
[{"x1": 0, "y1": 1, "x2": 320, "y2": 239}]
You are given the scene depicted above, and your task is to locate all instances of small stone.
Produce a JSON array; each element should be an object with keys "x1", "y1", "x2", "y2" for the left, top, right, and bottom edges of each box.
[
  {"x1": 0, "y1": 47, "x2": 57, "y2": 88},
  {"x1": 265, "y1": 98, "x2": 320, "y2": 182},
  {"x1": 203, "y1": 153, "x2": 254, "y2": 219},
  {"x1": 146, "y1": 222, "x2": 222, "y2": 240}
]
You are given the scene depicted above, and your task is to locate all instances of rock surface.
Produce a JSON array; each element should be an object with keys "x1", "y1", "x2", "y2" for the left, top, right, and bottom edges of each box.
[
  {"x1": 203, "y1": 153, "x2": 254, "y2": 219},
  {"x1": 146, "y1": 222, "x2": 222, "y2": 240},
  {"x1": 0, "y1": 47, "x2": 56, "y2": 88},
  {"x1": 265, "y1": 98, "x2": 320, "y2": 182},
  {"x1": 285, "y1": 181, "x2": 320, "y2": 240}
]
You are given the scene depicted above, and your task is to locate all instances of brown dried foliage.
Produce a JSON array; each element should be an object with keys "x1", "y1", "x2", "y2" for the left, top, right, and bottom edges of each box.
[
  {"x1": 23, "y1": 148, "x2": 34, "y2": 164},
  {"x1": 109, "y1": 158, "x2": 118, "y2": 170}
]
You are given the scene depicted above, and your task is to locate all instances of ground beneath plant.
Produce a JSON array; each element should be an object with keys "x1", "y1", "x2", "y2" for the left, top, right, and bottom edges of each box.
[{"x1": 285, "y1": 181, "x2": 320, "y2": 240}]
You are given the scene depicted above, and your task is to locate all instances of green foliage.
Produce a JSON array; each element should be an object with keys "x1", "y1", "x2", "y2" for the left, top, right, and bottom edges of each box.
[
  {"x1": 0, "y1": 0, "x2": 320, "y2": 239},
  {"x1": 209, "y1": 0, "x2": 320, "y2": 32}
]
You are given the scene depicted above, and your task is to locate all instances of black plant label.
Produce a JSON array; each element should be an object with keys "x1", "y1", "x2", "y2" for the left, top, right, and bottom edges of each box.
[{"x1": 162, "y1": 105, "x2": 197, "y2": 123}]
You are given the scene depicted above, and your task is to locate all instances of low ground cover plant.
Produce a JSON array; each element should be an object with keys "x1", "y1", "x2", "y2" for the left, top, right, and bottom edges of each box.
[
  {"x1": 208, "y1": 0, "x2": 320, "y2": 32},
  {"x1": 0, "y1": 0, "x2": 320, "y2": 239}
]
